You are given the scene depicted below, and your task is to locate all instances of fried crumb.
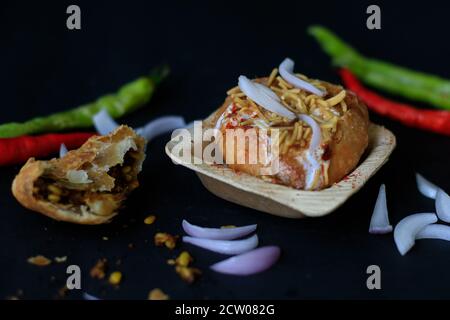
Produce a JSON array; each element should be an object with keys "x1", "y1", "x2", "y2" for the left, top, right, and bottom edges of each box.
[
  {"x1": 144, "y1": 215, "x2": 156, "y2": 225},
  {"x1": 167, "y1": 259, "x2": 176, "y2": 265},
  {"x1": 90, "y1": 258, "x2": 107, "y2": 279},
  {"x1": 148, "y1": 288, "x2": 169, "y2": 300},
  {"x1": 128, "y1": 243, "x2": 135, "y2": 249},
  {"x1": 27, "y1": 255, "x2": 51, "y2": 266},
  {"x1": 176, "y1": 251, "x2": 193, "y2": 267},
  {"x1": 221, "y1": 225, "x2": 236, "y2": 229},
  {"x1": 57, "y1": 285, "x2": 68, "y2": 298},
  {"x1": 108, "y1": 271, "x2": 122, "y2": 285},
  {"x1": 102, "y1": 236, "x2": 109, "y2": 241},
  {"x1": 54, "y1": 256, "x2": 67, "y2": 263},
  {"x1": 6, "y1": 289, "x2": 23, "y2": 300},
  {"x1": 175, "y1": 266, "x2": 201, "y2": 284},
  {"x1": 154, "y1": 232, "x2": 178, "y2": 250}
]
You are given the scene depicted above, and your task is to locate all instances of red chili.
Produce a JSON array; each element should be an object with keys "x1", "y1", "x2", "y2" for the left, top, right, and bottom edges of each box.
[
  {"x1": 0, "y1": 132, "x2": 95, "y2": 166},
  {"x1": 339, "y1": 68, "x2": 450, "y2": 136}
]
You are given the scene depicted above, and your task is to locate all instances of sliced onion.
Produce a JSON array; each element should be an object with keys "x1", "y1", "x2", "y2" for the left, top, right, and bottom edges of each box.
[
  {"x1": 394, "y1": 213, "x2": 437, "y2": 256},
  {"x1": 182, "y1": 220, "x2": 257, "y2": 240},
  {"x1": 238, "y1": 76, "x2": 296, "y2": 119},
  {"x1": 83, "y1": 292, "x2": 101, "y2": 300},
  {"x1": 183, "y1": 234, "x2": 258, "y2": 255},
  {"x1": 136, "y1": 116, "x2": 186, "y2": 141},
  {"x1": 436, "y1": 189, "x2": 450, "y2": 223},
  {"x1": 59, "y1": 143, "x2": 68, "y2": 158},
  {"x1": 210, "y1": 246, "x2": 280, "y2": 276},
  {"x1": 279, "y1": 58, "x2": 325, "y2": 96},
  {"x1": 369, "y1": 184, "x2": 392, "y2": 234},
  {"x1": 93, "y1": 109, "x2": 119, "y2": 135},
  {"x1": 416, "y1": 224, "x2": 450, "y2": 241},
  {"x1": 416, "y1": 173, "x2": 438, "y2": 199}
]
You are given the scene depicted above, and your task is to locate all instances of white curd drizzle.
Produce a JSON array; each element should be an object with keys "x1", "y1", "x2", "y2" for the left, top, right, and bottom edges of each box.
[{"x1": 296, "y1": 114, "x2": 323, "y2": 190}]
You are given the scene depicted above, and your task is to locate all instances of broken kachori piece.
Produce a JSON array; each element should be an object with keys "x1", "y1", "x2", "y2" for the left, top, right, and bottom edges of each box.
[{"x1": 12, "y1": 125, "x2": 146, "y2": 224}]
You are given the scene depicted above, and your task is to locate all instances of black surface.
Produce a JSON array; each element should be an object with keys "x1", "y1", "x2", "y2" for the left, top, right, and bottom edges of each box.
[{"x1": 1, "y1": 0, "x2": 450, "y2": 300}]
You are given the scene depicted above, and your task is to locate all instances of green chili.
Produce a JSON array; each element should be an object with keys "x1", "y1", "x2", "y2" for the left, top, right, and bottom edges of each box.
[
  {"x1": 308, "y1": 25, "x2": 450, "y2": 109},
  {"x1": 0, "y1": 65, "x2": 169, "y2": 138}
]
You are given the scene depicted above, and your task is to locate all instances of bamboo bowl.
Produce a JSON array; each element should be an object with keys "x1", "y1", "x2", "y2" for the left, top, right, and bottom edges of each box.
[{"x1": 165, "y1": 118, "x2": 396, "y2": 218}]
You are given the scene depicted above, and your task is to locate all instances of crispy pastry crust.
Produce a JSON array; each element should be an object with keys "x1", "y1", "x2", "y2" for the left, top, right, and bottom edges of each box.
[
  {"x1": 205, "y1": 78, "x2": 369, "y2": 190},
  {"x1": 12, "y1": 125, "x2": 146, "y2": 224}
]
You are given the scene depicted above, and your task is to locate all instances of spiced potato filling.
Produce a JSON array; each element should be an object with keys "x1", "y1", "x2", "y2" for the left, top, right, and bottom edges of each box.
[{"x1": 32, "y1": 151, "x2": 140, "y2": 217}]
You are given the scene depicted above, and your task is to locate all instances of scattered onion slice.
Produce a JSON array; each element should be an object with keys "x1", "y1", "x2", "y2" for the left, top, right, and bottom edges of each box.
[
  {"x1": 182, "y1": 220, "x2": 257, "y2": 240},
  {"x1": 416, "y1": 173, "x2": 438, "y2": 199},
  {"x1": 238, "y1": 76, "x2": 296, "y2": 119},
  {"x1": 83, "y1": 292, "x2": 101, "y2": 300},
  {"x1": 183, "y1": 234, "x2": 258, "y2": 255},
  {"x1": 59, "y1": 143, "x2": 68, "y2": 158},
  {"x1": 394, "y1": 213, "x2": 437, "y2": 256},
  {"x1": 210, "y1": 246, "x2": 281, "y2": 276},
  {"x1": 136, "y1": 116, "x2": 186, "y2": 141},
  {"x1": 436, "y1": 189, "x2": 450, "y2": 223},
  {"x1": 369, "y1": 184, "x2": 392, "y2": 234},
  {"x1": 416, "y1": 224, "x2": 450, "y2": 241},
  {"x1": 93, "y1": 109, "x2": 119, "y2": 135},
  {"x1": 279, "y1": 58, "x2": 325, "y2": 96}
]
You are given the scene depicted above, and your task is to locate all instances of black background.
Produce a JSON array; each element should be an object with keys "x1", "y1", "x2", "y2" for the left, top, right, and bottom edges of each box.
[{"x1": 1, "y1": 0, "x2": 450, "y2": 300}]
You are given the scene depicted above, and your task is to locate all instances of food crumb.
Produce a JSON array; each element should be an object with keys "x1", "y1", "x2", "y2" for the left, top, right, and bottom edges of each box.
[
  {"x1": 90, "y1": 258, "x2": 107, "y2": 279},
  {"x1": 128, "y1": 243, "x2": 135, "y2": 249},
  {"x1": 154, "y1": 232, "x2": 178, "y2": 250},
  {"x1": 102, "y1": 236, "x2": 109, "y2": 241},
  {"x1": 175, "y1": 266, "x2": 201, "y2": 284},
  {"x1": 221, "y1": 225, "x2": 236, "y2": 229},
  {"x1": 148, "y1": 288, "x2": 169, "y2": 300},
  {"x1": 167, "y1": 259, "x2": 176, "y2": 265},
  {"x1": 54, "y1": 256, "x2": 67, "y2": 263},
  {"x1": 108, "y1": 271, "x2": 122, "y2": 285},
  {"x1": 57, "y1": 285, "x2": 68, "y2": 298},
  {"x1": 27, "y1": 255, "x2": 51, "y2": 266},
  {"x1": 144, "y1": 215, "x2": 156, "y2": 225},
  {"x1": 175, "y1": 251, "x2": 193, "y2": 267}
]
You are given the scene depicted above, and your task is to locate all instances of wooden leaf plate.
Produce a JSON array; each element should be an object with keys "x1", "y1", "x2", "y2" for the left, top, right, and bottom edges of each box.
[{"x1": 165, "y1": 119, "x2": 396, "y2": 218}]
